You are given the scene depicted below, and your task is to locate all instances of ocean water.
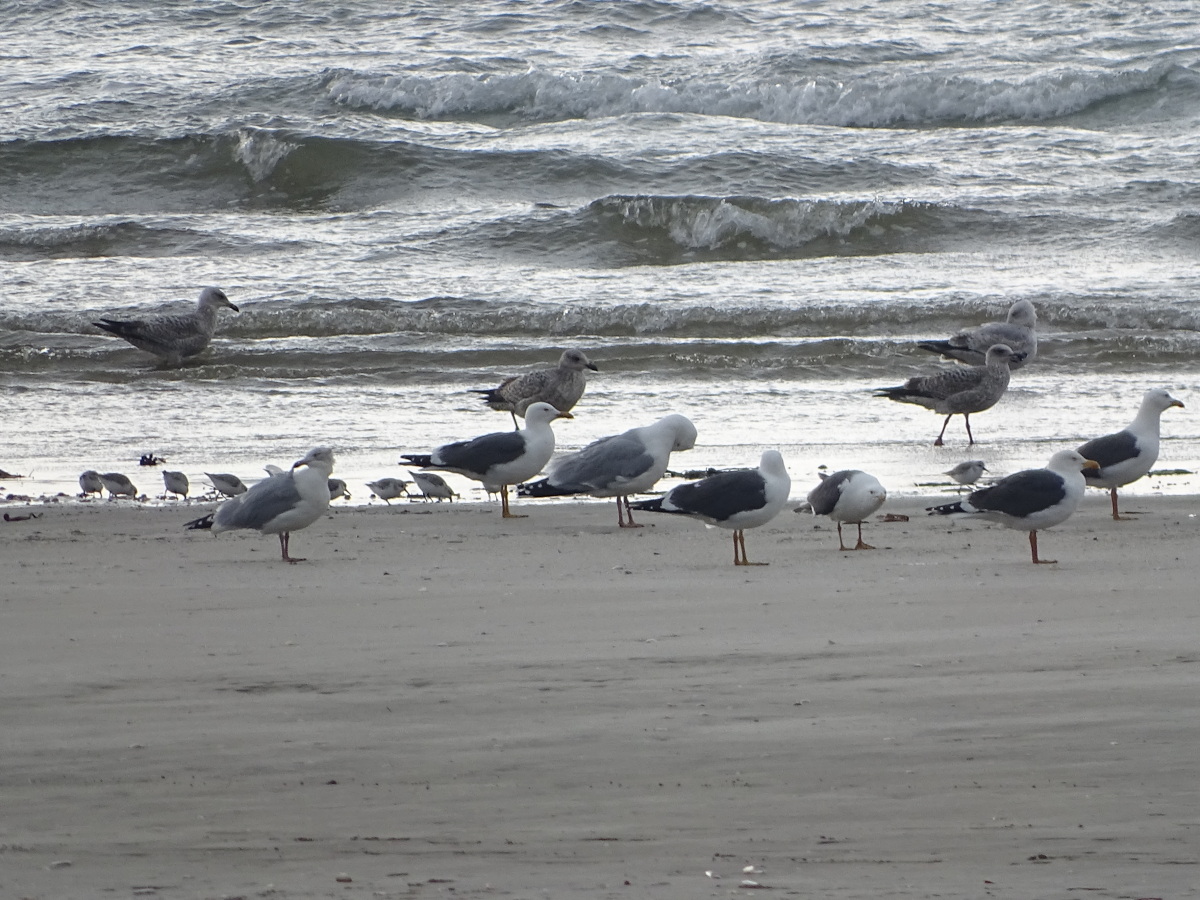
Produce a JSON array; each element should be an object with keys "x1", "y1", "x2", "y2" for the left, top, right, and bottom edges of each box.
[{"x1": 3, "y1": 0, "x2": 1199, "y2": 505}]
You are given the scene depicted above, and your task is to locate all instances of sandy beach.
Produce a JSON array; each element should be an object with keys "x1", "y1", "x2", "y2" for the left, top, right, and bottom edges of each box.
[{"x1": 3, "y1": 492, "x2": 1199, "y2": 899}]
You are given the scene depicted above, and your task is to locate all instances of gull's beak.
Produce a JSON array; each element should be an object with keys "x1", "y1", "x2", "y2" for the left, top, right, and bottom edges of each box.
[
  {"x1": 1082, "y1": 459, "x2": 1101, "y2": 472},
  {"x1": 1171, "y1": 399, "x2": 1185, "y2": 408},
  {"x1": 229, "y1": 302, "x2": 241, "y2": 312},
  {"x1": 555, "y1": 411, "x2": 574, "y2": 421},
  {"x1": 587, "y1": 362, "x2": 599, "y2": 372}
]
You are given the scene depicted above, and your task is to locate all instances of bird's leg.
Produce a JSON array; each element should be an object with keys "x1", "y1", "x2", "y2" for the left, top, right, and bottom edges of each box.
[
  {"x1": 934, "y1": 414, "x2": 952, "y2": 446},
  {"x1": 1108, "y1": 487, "x2": 1134, "y2": 520},
  {"x1": 280, "y1": 532, "x2": 306, "y2": 564},
  {"x1": 618, "y1": 496, "x2": 642, "y2": 529},
  {"x1": 1029, "y1": 530, "x2": 1055, "y2": 565},
  {"x1": 509, "y1": 411, "x2": 520, "y2": 430},
  {"x1": 964, "y1": 414, "x2": 975, "y2": 445},
  {"x1": 854, "y1": 521, "x2": 876, "y2": 551},
  {"x1": 500, "y1": 486, "x2": 527, "y2": 519},
  {"x1": 734, "y1": 530, "x2": 768, "y2": 566},
  {"x1": 836, "y1": 521, "x2": 850, "y2": 551}
]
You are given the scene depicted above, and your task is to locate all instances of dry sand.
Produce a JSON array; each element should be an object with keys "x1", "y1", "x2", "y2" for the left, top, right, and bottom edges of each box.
[{"x1": 3, "y1": 491, "x2": 1199, "y2": 899}]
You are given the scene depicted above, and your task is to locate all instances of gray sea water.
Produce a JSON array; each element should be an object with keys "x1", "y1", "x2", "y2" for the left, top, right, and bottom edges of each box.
[{"x1": 3, "y1": 0, "x2": 1199, "y2": 504}]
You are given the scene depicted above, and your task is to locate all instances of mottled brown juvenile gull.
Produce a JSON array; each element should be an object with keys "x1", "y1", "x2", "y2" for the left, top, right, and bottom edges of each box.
[
  {"x1": 472, "y1": 349, "x2": 598, "y2": 426},
  {"x1": 93, "y1": 286, "x2": 239, "y2": 366},
  {"x1": 917, "y1": 300, "x2": 1037, "y2": 369},
  {"x1": 629, "y1": 450, "x2": 791, "y2": 566},
  {"x1": 1076, "y1": 388, "x2": 1184, "y2": 520},
  {"x1": 927, "y1": 449, "x2": 1099, "y2": 564},
  {"x1": 518, "y1": 414, "x2": 698, "y2": 527},
  {"x1": 400, "y1": 401, "x2": 570, "y2": 518},
  {"x1": 795, "y1": 470, "x2": 887, "y2": 550},
  {"x1": 875, "y1": 343, "x2": 1023, "y2": 445}
]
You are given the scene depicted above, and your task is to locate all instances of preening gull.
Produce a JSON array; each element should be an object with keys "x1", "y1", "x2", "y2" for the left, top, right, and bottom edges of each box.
[
  {"x1": 206, "y1": 472, "x2": 248, "y2": 498},
  {"x1": 79, "y1": 470, "x2": 105, "y2": 497},
  {"x1": 93, "y1": 286, "x2": 239, "y2": 366},
  {"x1": 795, "y1": 470, "x2": 887, "y2": 550},
  {"x1": 367, "y1": 477, "x2": 410, "y2": 505},
  {"x1": 472, "y1": 349, "x2": 598, "y2": 426},
  {"x1": 185, "y1": 447, "x2": 335, "y2": 563},
  {"x1": 162, "y1": 470, "x2": 189, "y2": 499},
  {"x1": 99, "y1": 472, "x2": 137, "y2": 499},
  {"x1": 518, "y1": 414, "x2": 698, "y2": 527},
  {"x1": 944, "y1": 460, "x2": 987, "y2": 491},
  {"x1": 400, "y1": 401, "x2": 570, "y2": 518},
  {"x1": 927, "y1": 449, "x2": 1099, "y2": 564},
  {"x1": 629, "y1": 450, "x2": 791, "y2": 566},
  {"x1": 917, "y1": 300, "x2": 1037, "y2": 369},
  {"x1": 875, "y1": 343, "x2": 1023, "y2": 445},
  {"x1": 1076, "y1": 388, "x2": 1184, "y2": 520},
  {"x1": 408, "y1": 471, "x2": 457, "y2": 502}
]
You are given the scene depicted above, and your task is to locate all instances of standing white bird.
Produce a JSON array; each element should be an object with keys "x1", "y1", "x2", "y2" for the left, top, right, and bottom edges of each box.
[
  {"x1": 944, "y1": 460, "x2": 988, "y2": 492},
  {"x1": 927, "y1": 449, "x2": 1099, "y2": 564},
  {"x1": 518, "y1": 414, "x2": 698, "y2": 527},
  {"x1": 79, "y1": 470, "x2": 105, "y2": 497},
  {"x1": 367, "y1": 477, "x2": 410, "y2": 505},
  {"x1": 206, "y1": 472, "x2": 248, "y2": 498},
  {"x1": 796, "y1": 469, "x2": 887, "y2": 550},
  {"x1": 99, "y1": 472, "x2": 137, "y2": 499},
  {"x1": 162, "y1": 470, "x2": 189, "y2": 500},
  {"x1": 471, "y1": 349, "x2": 598, "y2": 426},
  {"x1": 875, "y1": 343, "x2": 1023, "y2": 445},
  {"x1": 408, "y1": 471, "x2": 457, "y2": 502},
  {"x1": 916, "y1": 300, "x2": 1037, "y2": 369},
  {"x1": 1076, "y1": 388, "x2": 1185, "y2": 520},
  {"x1": 185, "y1": 447, "x2": 335, "y2": 563},
  {"x1": 628, "y1": 450, "x2": 791, "y2": 566},
  {"x1": 93, "y1": 286, "x2": 239, "y2": 366},
  {"x1": 399, "y1": 401, "x2": 570, "y2": 518}
]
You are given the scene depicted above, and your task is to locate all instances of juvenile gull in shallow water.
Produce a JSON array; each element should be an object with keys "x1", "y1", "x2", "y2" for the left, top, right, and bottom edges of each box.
[
  {"x1": 185, "y1": 447, "x2": 335, "y2": 563},
  {"x1": 927, "y1": 449, "x2": 1099, "y2": 564},
  {"x1": 1076, "y1": 388, "x2": 1184, "y2": 520},
  {"x1": 93, "y1": 286, "x2": 239, "y2": 366},
  {"x1": 367, "y1": 477, "x2": 410, "y2": 505},
  {"x1": 472, "y1": 349, "x2": 598, "y2": 426},
  {"x1": 875, "y1": 343, "x2": 1023, "y2": 445},
  {"x1": 408, "y1": 471, "x2": 456, "y2": 502},
  {"x1": 917, "y1": 300, "x2": 1037, "y2": 370},
  {"x1": 79, "y1": 470, "x2": 105, "y2": 497},
  {"x1": 629, "y1": 450, "x2": 791, "y2": 566},
  {"x1": 400, "y1": 402, "x2": 570, "y2": 518},
  {"x1": 796, "y1": 469, "x2": 887, "y2": 550},
  {"x1": 99, "y1": 472, "x2": 137, "y2": 499},
  {"x1": 518, "y1": 414, "x2": 698, "y2": 527},
  {"x1": 162, "y1": 470, "x2": 189, "y2": 500},
  {"x1": 206, "y1": 472, "x2": 247, "y2": 498}
]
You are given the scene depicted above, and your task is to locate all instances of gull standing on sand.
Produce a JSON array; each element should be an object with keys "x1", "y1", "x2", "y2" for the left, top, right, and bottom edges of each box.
[
  {"x1": 629, "y1": 450, "x2": 791, "y2": 566},
  {"x1": 367, "y1": 477, "x2": 410, "y2": 505},
  {"x1": 162, "y1": 470, "x2": 189, "y2": 500},
  {"x1": 927, "y1": 449, "x2": 1099, "y2": 564},
  {"x1": 472, "y1": 349, "x2": 598, "y2": 426},
  {"x1": 99, "y1": 472, "x2": 138, "y2": 499},
  {"x1": 206, "y1": 472, "x2": 247, "y2": 498},
  {"x1": 518, "y1": 414, "x2": 698, "y2": 527},
  {"x1": 408, "y1": 471, "x2": 457, "y2": 502},
  {"x1": 400, "y1": 401, "x2": 570, "y2": 518},
  {"x1": 93, "y1": 286, "x2": 239, "y2": 366},
  {"x1": 944, "y1": 460, "x2": 988, "y2": 492},
  {"x1": 875, "y1": 343, "x2": 1024, "y2": 445},
  {"x1": 917, "y1": 300, "x2": 1037, "y2": 369},
  {"x1": 1076, "y1": 388, "x2": 1184, "y2": 520},
  {"x1": 79, "y1": 470, "x2": 105, "y2": 497},
  {"x1": 185, "y1": 447, "x2": 335, "y2": 563},
  {"x1": 795, "y1": 469, "x2": 887, "y2": 551}
]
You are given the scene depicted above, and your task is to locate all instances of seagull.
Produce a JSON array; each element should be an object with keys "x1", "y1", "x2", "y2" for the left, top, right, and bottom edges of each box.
[
  {"x1": 367, "y1": 477, "x2": 410, "y2": 505},
  {"x1": 185, "y1": 447, "x2": 335, "y2": 563},
  {"x1": 944, "y1": 460, "x2": 988, "y2": 492},
  {"x1": 328, "y1": 478, "x2": 351, "y2": 501},
  {"x1": 407, "y1": 471, "x2": 457, "y2": 502},
  {"x1": 875, "y1": 343, "x2": 1024, "y2": 445},
  {"x1": 93, "y1": 286, "x2": 240, "y2": 366},
  {"x1": 399, "y1": 401, "x2": 570, "y2": 518},
  {"x1": 628, "y1": 450, "x2": 791, "y2": 566},
  {"x1": 162, "y1": 470, "x2": 189, "y2": 499},
  {"x1": 517, "y1": 414, "x2": 698, "y2": 527},
  {"x1": 1076, "y1": 388, "x2": 1185, "y2": 520},
  {"x1": 795, "y1": 470, "x2": 887, "y2": 550},
  {"x1": 79, "y1": 470, "x2": 105, "y2": 497},
  {"x1": 99, "y1": 472, "x2": 137, "y2": 499},
  {"x1": 206, "y1": 472, "x2": 248, "y2": 498},
  {"x1": 917, "y1": 300, "x2": 1037, "y2": 369},
  {"x1": 472, "y1": 349, "x2": 599, "y2": 427},
  {"x1": 927, "y1": 449, "x2": 1099, "y2": 564}
]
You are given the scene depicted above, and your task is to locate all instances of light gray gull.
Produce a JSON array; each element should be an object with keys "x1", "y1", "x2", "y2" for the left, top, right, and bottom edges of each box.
[
  {"x1": 93, "y1": 286, "x2": 239, "y2": 366},
  {"x1": 367, "y1": 477, "x2": 410, "y2": 505},
  {"x1": 472, "y1": 349, "x2": 598, "y2": 426},
  {"x1": 518, "y1": 414, "x2": 698, "y2": 527},
  {"x1": 99, "y1": 472, "x2": 137, "y2": 499},
  {"x1": 944, "y1": 460, "x2": 987, "y2": 492},
  {"x1": 399, "y1": 401, "x2": 570, "y2": 518},
  {"x1": 185, "y1": 447, "x2": 335, "y2": 563},
  {"x1": 206, "y1": 472, "x2": 248, "y2": 498},
  {"x1": 1076, "y1": 388, "x2": 1184, "y2": 520},
  {"x1": 795, "y1": 469, "x2": 887, "y2": 551},
  {"x1": 79, "y1": 470, "x2": 105, "y2": 497},
  {"x1": 162, "y1": 470, "x2": 189, "y2": 499},
  {"x1": 628, "y1": 450, "x2": 791, "y2": 566},
  {"x1": 917, "y1": 300, "x2": 1037, "y2": 369},
  {"x1": 875, "y1": 343, "x2": 1023, "y2": 445},
  {"x1": 328, "y1": 478, "x2": 351, "y2": 501},
  {"x1": 408, "y1": 471, "x2": 457, "y2": 502},
  {"x1": 927, "y1": 449, "x2": 1099, "y2": 564}
]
